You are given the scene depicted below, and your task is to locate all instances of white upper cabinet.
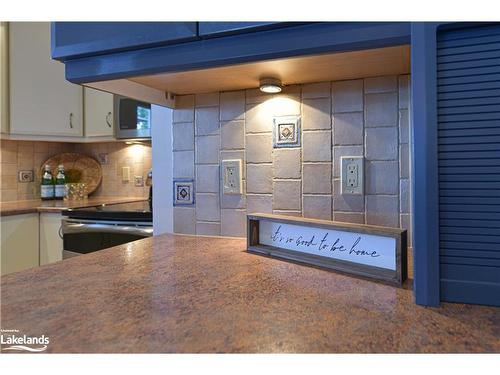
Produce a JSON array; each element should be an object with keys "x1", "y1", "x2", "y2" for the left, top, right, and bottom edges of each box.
[
  {"x1": 84, "y1": 87, "x2": 114, "y2": 137},
  {"x1": 9, "y1": 22, "x2": 83, "y2": 137},
  {"x1": 0, "y1": 22, "x2": 9, "y2": 134}
]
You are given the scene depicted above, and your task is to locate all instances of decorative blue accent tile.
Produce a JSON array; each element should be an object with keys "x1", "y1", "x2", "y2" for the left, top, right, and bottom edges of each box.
[{"x1": 173, "y1": 179, "x2": 195, "y2": 206}]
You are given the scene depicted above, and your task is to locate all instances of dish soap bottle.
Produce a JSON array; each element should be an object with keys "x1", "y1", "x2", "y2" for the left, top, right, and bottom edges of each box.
[
  {"x1": 54, "y1": 164, "x2": 66, "y2": 200},
  {"x1": 41, "y1": 164, "x2": 54, "y2": 200}
]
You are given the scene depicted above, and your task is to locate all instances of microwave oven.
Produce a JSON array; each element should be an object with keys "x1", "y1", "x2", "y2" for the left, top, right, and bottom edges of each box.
[{"x1": 114, "y1": 95, "x2": 152, "y2": 139}]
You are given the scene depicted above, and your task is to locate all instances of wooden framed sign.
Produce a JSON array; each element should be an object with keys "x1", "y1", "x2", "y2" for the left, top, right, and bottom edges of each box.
[{"x1": 247, "y1": 213, "x2": 407, "y2": 285}]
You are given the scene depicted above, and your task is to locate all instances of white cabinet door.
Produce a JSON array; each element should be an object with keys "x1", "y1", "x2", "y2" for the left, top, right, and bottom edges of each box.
[
  {"x1": 84, "y1": 87, "x2": 114, "y2": 137},
  {"x1": 39, "y1": 212, "x2": 63, "y2": 265},
  {"x1": 1, "y1": 213, "x2": 39, "y2": 275},
  {"x1": 9, "y1": 22, "x2": 83, "y2": 137},
  {"x1": 0, "y1": 22, "x2": 9, "y2": 134}
]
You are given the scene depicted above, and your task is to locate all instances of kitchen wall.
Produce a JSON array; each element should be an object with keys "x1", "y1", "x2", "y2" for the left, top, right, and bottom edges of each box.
[
  {"x1": 172, "y1": 75, "x2": 412, "y2": 244},
  {"x1": 0, "y1": 139, "x2": 151, "y2": 201}
]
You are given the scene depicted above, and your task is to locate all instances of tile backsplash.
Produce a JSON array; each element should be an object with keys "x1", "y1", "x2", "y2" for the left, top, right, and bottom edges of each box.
[
  {"x1": 172, "y1": 75, "x2": 412, "y2": 243},
  {"x1": 0, "y1": 140, "x2": 151, "y2": 201}
]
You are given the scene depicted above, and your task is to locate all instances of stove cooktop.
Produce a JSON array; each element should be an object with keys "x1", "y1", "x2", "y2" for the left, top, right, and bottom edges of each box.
[{"x1": 63, "y1": 200, "x2": 152, "y2": 222}]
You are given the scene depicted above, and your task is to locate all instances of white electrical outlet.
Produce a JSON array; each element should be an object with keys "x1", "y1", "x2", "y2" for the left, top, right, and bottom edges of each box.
[
  {"x1": 222, "y1": 159, "x2": 242, "y2": 195},
  {"x1": 341, "y1": 156, "x2": 364, "y2": 195}
]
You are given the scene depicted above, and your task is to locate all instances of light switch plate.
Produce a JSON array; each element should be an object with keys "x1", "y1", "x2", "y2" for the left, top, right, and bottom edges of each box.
[
  {"x1": 222, "y1": 159, "x2": 242, "y2": 195},
  {"x1": 341, "y1": 156, "x2": 364, "y2": 195},
  {"x1": 122, "y1": 166, "x2": 130, "y2": 182}
]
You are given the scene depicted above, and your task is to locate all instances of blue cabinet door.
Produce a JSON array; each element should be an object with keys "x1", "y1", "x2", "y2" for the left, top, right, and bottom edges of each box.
[
  {"x1": 51, "y1": 22, "x2": 198, "y2": 61},
  {"x1": 437, "y1": 23, "x2": 500, "y2": 306}
]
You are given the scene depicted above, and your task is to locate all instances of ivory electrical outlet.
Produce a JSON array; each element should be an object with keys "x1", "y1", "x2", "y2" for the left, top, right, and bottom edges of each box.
[
  {"x1": 122, "y1": 166, "x2": 130, "y2": 182},
  {"x1": 341, "y1": 156, "x2": 364, "y2": 195},
  {"x1": 222, "y1": 159, "x2": 242, "y2": 195},
  {"x1": 18, "y1": 170, "x2": 34, "y2": 183}
]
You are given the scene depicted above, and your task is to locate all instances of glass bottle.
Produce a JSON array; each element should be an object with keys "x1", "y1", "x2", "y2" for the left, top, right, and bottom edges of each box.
[
  {"x1": 41, "y1": 165, "x2": 54, "y2": 200},
  {"x1": 54, "y1": 164, "x2": 66, "y2": 200}
]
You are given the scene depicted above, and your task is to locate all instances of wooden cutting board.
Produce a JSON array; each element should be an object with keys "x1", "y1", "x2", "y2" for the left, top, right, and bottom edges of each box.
[{"x1": 40, "y1": 153, "x2": 102, "y2": 195}]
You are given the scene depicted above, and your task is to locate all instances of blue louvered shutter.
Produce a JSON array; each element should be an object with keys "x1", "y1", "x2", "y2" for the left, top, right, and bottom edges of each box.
[{"x1": 437, "y1": 23, "x2": 500, "y2": 306}]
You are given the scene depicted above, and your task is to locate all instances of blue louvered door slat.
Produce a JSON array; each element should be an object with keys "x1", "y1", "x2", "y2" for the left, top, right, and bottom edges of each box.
[{"x1": 437, "y1": 23, "x2": 500, "y2": 306}]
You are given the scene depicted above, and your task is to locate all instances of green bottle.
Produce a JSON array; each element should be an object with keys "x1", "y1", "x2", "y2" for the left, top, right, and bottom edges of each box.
[
  {"x1": 41, "y1": 165, "x2": 54, "y2": 200},
  {"x1": 54, "y1": 164, "x2": 66, "y2": 200}
]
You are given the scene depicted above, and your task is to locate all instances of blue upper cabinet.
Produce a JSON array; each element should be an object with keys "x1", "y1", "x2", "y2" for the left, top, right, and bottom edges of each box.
[
  {"x1": 51, "y1": 22, "x2": 198, "y2": 61},
  {"x1": 52, "y1": 22, "x2": 411, "y2": 84},
  {"x1": 198, "y1": 22, "x2": 294, "y2": 38}
]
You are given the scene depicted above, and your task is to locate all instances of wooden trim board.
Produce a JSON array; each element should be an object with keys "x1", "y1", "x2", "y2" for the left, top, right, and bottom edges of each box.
[{"x1": 247, "y1": 213, "x2": 408, "y2": 286}]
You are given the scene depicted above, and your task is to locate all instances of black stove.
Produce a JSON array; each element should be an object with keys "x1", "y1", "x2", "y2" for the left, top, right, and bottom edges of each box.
[{"x1": 63, "y1": 200, "x2": 152, "y2": 222}]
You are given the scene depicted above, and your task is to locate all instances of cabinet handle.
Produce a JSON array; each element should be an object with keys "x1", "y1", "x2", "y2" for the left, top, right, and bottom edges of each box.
[
  {"x1": 106, "y1": 112, "x2": 112, "y2": 127},
  {"x1": 69, "y1": 113, "x2": 74, "y2": 128}
]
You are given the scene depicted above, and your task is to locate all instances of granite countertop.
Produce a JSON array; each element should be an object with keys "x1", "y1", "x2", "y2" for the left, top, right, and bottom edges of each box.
[
  {"x1": 0, "y1": 197, "x2": 147, "y2": 216},
  {"x1": 1, "y1": 234, "x2": 498, "y2": 353}
]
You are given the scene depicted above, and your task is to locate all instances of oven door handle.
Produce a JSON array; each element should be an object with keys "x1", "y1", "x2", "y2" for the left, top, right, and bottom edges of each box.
[{"x1": 62, "y1": 222, "x2": 153, "y2": 237}]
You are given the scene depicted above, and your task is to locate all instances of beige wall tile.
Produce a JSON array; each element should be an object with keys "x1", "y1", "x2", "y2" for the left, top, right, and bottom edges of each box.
[
  {"x1": 173, "y1": 95, "x2": 195, "y2": 123},
  {"x1": 246, "y1": 133, "x2": 272, "y2": 163},
  {"x1": 303, "y1": 195, "x2": 332, "y2": 220},
  {"x1": 332, "y1": 79, "x2": 363, "y2": 113},
  {"x1": 195, "y1": 136, "x2": 220, "y2": 164},
  {"x1": 365, "y1": 195, "x2": 399, "y2": 227},
  {"x1": 334, "y1": 212, "x2": 365, "y2": 224},
  {"x1": 196, "y1": 193, "x2": 220, "y2": 222},
  {"x1": 172, "y1": 122, "x2": 194, "y2": 151},
  {"x1": 174, "y1": 207, "x2": 196, "y2": 234},
  {"x1": 273, "y1": 148, "x2": 301, "y2": 179},
  {"x1": 303, "y1": 163, "x2": 332, "y2": 194},
  {"x1": 272, "y1": 85, "x2": 301, "y2": 117},
  {"x1": 302, "y1": 98, "x2": 331, "y2": 130},
  {"x1": 273, "y1": 180, "x2": 301, "y2": 210},
  {"x1": 247, "y1": 194, "x2": 272, "y2": 214},
  {"x1": 196, "y1": 222, "x2": 221, "y2": 236},
  {"x1": 365, "y1": 92, "x2": 398, "y2": 127},
  {"x1": 364, "y1": 76, "x2": 397, "y2": 93},
  {"x1": 196, "y1": 165, "x2": 219, "y2": 193},
  {"x1": 246, "y1": 101, "x2": 274, "y2": 133},
  {"x1": 302, "y1": 131, "x2": 331, "y2": 162},
  {"x1": 246, "y1": 164, "x2": 272, "y2": 193},
  {"x1": 333, "y1": 112, "x2": 364, "y2": 146},
  {"x1": 195, "y1": 92, "x2": 219, "y2": 107},
  {"x1": 302, "y1": 82, "x2": 331, "y2": 99},
  {"x1": 173, "y1": 151, "x2": 195, "y2": 179},
  {"x1": 220, "y1": 91, "x2": 245, "y2": 121},
  {"x1": 195, "y1": 107, "x2": 220, "y2": 136},
  {"x1": 365, "y1": 161, "x2": 399, "y2": 195},
  {"x1": 221, "y1": 209, "x2": 247, "y2": 237},
  {"x1": 365, "y1": 127, "x2": 398, "y2": 161},
  {"x1": 399, "y1": 75, "x2": 410, "y2": 110},
  {"x1": 221, "y1": 120, "x2": 245, "y2": 150}
]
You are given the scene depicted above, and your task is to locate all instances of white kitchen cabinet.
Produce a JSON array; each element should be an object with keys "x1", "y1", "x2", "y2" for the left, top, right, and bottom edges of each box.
[
  {"x1": 1, "y1": 213, "x2": 39, "y2": 276},
  {"x1": 9, "y1": 22, "x2": 83, "y2": 137},
  {"x1": 84, "y1": 87, "x2": 114, "y2": 137},
  {"x1": 39, "y1": 212, "x2": 63, "y2": 265},
  {"x1": 0, "y1": 22, "x2": 8, "y2": 134}
]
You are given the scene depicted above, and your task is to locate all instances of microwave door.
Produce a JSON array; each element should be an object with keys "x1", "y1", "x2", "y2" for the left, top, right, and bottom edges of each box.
[{"x1": 114, "y1": 96, "x2": 152, "y2": 139}]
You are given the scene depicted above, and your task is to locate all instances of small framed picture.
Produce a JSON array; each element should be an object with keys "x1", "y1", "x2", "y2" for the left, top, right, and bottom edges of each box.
[
  {"x1": 273, "y1": 116, "x2": 300, "y2": 148},
  {"x1": 173, "y1": 179, "x2": 195, "y2": 206}
]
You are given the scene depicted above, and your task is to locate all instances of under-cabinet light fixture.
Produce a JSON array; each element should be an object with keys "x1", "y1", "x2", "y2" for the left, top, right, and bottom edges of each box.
[{"x1": 259, "y1": 78, "x2": 282, "y2": 93}]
